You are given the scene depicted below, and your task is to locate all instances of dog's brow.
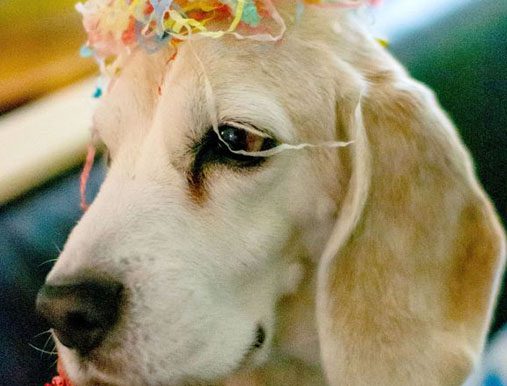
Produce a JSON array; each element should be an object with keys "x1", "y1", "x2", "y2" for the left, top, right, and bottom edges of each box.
[{"x1": 217, "y1": 89, "x2": 293, "y2": 142}]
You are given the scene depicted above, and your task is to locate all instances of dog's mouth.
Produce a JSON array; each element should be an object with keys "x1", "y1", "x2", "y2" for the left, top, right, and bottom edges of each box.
[
  {"x1": 59, "y1": 323, "x2": 269, "y2": 386},
  {"x1": 251, "y1": 324, "x2": 266, "y2": 350},
  {"x1": 234, "y1": 324, "x2": 268, "y2": 370}
]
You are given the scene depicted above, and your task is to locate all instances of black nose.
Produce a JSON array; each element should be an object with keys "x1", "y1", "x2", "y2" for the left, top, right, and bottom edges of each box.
[{"x1": 36, "y1": 280, "x2": 123, "y2": 354}]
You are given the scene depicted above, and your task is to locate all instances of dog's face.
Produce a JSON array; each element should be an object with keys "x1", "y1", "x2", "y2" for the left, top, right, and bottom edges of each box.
[
  {"x1": 39, "y1": 6, "x2": 506, "y2": 386},
  {"x1": 43, "y1": 27, "x2": 349, "y2": 385}
]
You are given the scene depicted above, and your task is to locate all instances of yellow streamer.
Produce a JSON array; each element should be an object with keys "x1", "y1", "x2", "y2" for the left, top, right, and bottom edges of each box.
[{"x1": 228, "y1": 0, "x2": 245, "y2": 32}]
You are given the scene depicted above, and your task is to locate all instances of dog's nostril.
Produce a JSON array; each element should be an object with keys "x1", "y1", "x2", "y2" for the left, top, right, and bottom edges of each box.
[
  {"x1": 66, "y1": 311, "x2": 99, "y2": 330},
  {"x1": 36, "y1": 279, "x2": 123, "y2": 354}
]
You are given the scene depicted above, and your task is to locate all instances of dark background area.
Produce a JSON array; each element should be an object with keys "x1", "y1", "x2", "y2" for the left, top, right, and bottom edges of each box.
[{"x1": 0, "y1": 1, "x2": 505, "y2": 384}]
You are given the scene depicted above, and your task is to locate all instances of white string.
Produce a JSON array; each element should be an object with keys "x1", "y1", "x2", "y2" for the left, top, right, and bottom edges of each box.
[{"x1": 222, "y1": 139, "x2": 355, "y2": 157}]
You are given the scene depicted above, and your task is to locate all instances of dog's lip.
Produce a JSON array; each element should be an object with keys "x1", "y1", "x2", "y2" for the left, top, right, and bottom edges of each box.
[
  {"x1": 232, "y1": 323, "x2": 268, "y2": 373},
  {"x1": 57, "y1": 342, "x2": 124, "y2": 385},
  {"x1": 65, "y1": 362, "x2": 124, "y2": 386},
  {"x1": 61, "y1": 324, "x2": 269, "y2": 385}
]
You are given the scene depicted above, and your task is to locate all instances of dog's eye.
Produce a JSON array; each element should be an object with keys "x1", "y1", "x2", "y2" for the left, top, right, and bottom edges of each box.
[
  {"x1": 218, "y1": 124, "x2": 276, "y2": 154},
  {"x1": 192, "y1": 123, "x2": 277, "y2": 171},
  {"x1": 189, "y1": 124, "x2": 277, "y2": 193}
]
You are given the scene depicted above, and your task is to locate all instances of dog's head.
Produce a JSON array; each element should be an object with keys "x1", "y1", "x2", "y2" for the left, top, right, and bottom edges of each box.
[{"x1": 38, "y1": 4, "x2": 505, "y2": 386}]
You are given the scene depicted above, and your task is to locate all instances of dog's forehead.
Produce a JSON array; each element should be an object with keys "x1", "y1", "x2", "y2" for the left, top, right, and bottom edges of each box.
[
  {"x1": 158, "y1": 40, "x2": 299, "y2": 142},
  {"x1": 93, "y1": 33, "x2": 337, "y2": 153}
]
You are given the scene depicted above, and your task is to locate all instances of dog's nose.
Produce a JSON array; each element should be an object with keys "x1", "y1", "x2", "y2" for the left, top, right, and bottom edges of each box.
[{"x1": 36, "y1": 280, "x2": 123, "y2": 353}]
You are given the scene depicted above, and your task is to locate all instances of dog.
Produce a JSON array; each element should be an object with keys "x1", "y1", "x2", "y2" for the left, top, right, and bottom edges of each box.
[{"x1": 37, "y1": 2, "x2": 506, "y2": 385}]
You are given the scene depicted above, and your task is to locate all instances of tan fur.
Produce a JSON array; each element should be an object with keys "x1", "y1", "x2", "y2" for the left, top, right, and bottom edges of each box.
[{"x1": 312, "y1": 15, "x2": 506, "y2": 384}]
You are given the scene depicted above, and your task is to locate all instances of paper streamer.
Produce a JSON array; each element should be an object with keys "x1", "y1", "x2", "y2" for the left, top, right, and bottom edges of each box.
[{"x1": 77, "y1": 0, "x2": 379, "y2": 77}]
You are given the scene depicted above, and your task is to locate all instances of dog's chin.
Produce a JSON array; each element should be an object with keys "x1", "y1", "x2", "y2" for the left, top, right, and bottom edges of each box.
[
  {"x1": 57, "y1": 337, "x2": 270, "y2": 386},
  {"x1": 57, "y1": 344, "x2": 129, "y2": 386}
]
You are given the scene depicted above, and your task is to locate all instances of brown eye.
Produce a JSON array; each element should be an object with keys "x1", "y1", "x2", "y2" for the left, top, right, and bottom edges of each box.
[
  {"x1": 218, "y1": 124, "x2": 276, "y2": 154},
  {"x1": 191, "y1": 122, "x2": 277, "y2": 178}
]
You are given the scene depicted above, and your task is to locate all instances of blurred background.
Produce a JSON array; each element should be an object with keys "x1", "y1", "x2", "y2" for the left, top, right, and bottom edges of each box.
[
  {"x1": 0, "y1": 0, "x2": 505, "y2": 384},
  {"x1": 0, "y1": 0, "x2": 95, "y2": 113}
]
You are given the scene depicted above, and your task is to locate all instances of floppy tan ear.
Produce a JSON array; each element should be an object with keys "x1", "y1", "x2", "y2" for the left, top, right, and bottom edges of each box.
[{"x1": 316, "y1": 55, "x2": 506, "y2": 385}]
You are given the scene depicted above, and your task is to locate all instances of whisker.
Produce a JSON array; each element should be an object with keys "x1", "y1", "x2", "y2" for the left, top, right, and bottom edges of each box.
[
  {"x1": 52, "y1": 241, "x2": 63, "y2": 254},
  {"x1": 33, "y1": 329, "x2": 53, "y2": 339},
  {"x1": 29, "y1": 343, "x2": 58, "y2": 356},
  {"x1": 41, "y1": 334, "x2": 55, "y2": 359},
  {"x1": 38, "y1": 258, "x2": 58, "y2": 267}
]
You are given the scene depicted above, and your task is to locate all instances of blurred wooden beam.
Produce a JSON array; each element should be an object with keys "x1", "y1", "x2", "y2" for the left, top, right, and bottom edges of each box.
[{"x1": 0, "y1": 79, "x2": 98, "y2": 205}]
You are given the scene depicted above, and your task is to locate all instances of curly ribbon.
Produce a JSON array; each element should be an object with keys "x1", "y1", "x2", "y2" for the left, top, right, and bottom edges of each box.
[
  {"x1": 80, "y1": 144, "x2": 96, "y2": 211},
  {"x1": 77, "y1": 0, "x2": 379, "y2": 70}
]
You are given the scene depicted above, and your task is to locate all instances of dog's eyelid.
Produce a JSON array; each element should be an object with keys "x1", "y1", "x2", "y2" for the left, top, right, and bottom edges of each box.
[{"x1": 220, "y1": 120, "x2": 275, "y2": 141}]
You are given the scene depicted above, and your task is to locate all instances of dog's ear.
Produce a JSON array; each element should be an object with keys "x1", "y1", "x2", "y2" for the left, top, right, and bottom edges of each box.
[{"x1": 316, "y1": 60, "x2": 506, "y2": 385}]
